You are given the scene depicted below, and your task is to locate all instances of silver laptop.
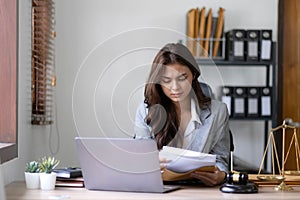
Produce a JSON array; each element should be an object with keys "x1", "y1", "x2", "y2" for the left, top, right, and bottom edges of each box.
[{"x1": 75, "y1": 137, "x2": 180, "y2": 193}]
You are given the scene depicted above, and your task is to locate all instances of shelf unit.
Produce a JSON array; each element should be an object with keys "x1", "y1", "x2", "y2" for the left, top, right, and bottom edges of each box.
[{"x1": 196, "y1": 42, "x2": 277, "y2": 171}]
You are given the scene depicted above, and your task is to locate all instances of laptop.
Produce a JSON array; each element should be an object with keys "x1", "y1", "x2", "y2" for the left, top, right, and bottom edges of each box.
[{"x1": 75, "y1": 137, "x2": 180, "y2": 193}]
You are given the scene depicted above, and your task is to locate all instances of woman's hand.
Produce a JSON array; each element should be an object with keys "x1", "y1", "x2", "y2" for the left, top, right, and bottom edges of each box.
[
  {"x1": 190, "y1": 166, "x2": 226, "y2": 186},
  {"x1": 159, "y1": 157, "x2": 171, "y2": 172}
]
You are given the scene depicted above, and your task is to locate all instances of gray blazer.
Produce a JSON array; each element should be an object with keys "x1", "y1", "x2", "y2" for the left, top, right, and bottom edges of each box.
[{"x1": 134, "y1": 99, "x2": 230, "y2": 173}]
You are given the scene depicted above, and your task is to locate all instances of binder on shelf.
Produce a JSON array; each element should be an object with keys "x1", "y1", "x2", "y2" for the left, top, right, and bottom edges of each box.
[
  {"x1": 186, "y1": 7, "x2": 225, "y2": 59},
  {"x1": 194, "y1": 7, "x2": 200, "y2": 45},
  {"x1": 203, "y1": 8, "x2": 212, "y2": 57},
  {"x1": 220, "y1": 86, "x2": 233, "y2": 117},
  {"x1": 260, "y1": 30, "x2": 272, "y2": 61},
  {"x1": 225, "y1": 29, "x2": 246, "y2": 61},
  {"x1": 260, "y1": 87, "x2": 272, "y2": 117},
  {"x1": 247, "y1": 87, "x2": 260, "y2": 117},
  {"x1": 233, "y1": 87, "x2": 247, "y2": 117},
  {"x1": 212, "y1": 7, "x2": 225, "y2": 58},
  {"x1": 187, "y1": 8, "x2": 197, "y2": 56},
  {"x1": 245, "y1": 30, "x2": 260, "y2": 61},
  {"x1": 198, "y1": 7, "x2": 206, "y2": 57}
]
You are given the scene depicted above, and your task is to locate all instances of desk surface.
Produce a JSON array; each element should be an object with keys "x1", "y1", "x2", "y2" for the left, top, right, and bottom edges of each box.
[{"x1": 5, "y1": 181, "x2": 300, "y2": 200}]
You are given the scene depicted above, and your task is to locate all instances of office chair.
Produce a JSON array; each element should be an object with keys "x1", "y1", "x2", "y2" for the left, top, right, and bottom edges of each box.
[{"x1": 200, "y1": 82, "x2": 234, "y2": 172}]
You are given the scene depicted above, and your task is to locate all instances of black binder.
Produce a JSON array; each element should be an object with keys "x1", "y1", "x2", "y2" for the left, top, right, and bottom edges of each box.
[
  {"x1": 245, "y1": 30, "x2": 260, "y2": 61},
  {"x1": 232, "y1": 87, "x2": 247, "y2": 117},
  {"x1": 53, "y1": 167, "x2": 82, "y2": 179},
  {"x1": 260, "y1": 87, "x2": 272, "y2": 117},
  {"x1": 247, "y1": 87, "x2": 260, "y2": 117},
  {"x1": 260, "y1": 30, "x2": 272, "y2": 61},
  {"x1": 225, "y1": 29, "x2": 246, "y2": 61},
  {"x1": 220, "y1": 86, "x2": 234, "y2": 117}
]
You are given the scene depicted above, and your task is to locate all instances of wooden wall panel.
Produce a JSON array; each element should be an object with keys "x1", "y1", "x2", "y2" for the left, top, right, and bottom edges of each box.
[
  {"x1": 280, "y1": 0, "x2": 300, "y2": 170},
  {"x1": 0, "y1": 0, "x2": 17, "y2": 143}
]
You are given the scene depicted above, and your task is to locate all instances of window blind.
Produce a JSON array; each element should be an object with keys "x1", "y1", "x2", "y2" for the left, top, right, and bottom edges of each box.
[{"x1": 31, "y1": 0, "x2": 55, "y2": 125}]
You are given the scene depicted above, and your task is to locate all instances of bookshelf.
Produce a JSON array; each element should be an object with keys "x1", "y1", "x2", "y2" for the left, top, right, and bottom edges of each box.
[{"x1": 196, "y1": 42, "x2": 277, "y2": 172}]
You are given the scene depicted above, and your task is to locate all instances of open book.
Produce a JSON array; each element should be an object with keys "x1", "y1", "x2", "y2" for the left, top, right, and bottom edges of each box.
[{"x1": 159, "y1": 146, "x2": 216, "y2": 173}]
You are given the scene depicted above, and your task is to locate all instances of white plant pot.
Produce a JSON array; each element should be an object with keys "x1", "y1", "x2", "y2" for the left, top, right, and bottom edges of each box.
[
  {"x1": 40, "y1": 172, "x2": 56, "y2": 190},
  {"x1": 24, "y1": 172, "x2": 40, "y2": 189}
]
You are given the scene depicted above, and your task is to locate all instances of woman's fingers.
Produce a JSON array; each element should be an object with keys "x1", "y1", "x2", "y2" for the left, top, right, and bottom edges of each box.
[
  {"x1": 159, "y1": 157, "x2": 171, "y2": 170},
  {"x1": 190, "y1": 167, "x2": 226, "y2": 186},
  {"x1": 159, "y1": 157, "x2": 171, "y2": 163},
  {"x1": 190, "y1": 171, "x2": 216, "y2": 186}
]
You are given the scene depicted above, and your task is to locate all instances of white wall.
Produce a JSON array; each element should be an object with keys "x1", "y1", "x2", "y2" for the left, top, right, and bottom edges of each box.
[
  {"x1": 2, "y1": 0, "x2": 278, "y2": 186},
  {"x1": 54, "y1": 0, "x2": 278, "y2": 170}
]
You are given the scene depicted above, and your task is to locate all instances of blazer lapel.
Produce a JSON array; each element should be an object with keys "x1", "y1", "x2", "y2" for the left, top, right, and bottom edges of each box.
[{"x1": 190, "y1": 106, "x2": 212, "y2": 152}]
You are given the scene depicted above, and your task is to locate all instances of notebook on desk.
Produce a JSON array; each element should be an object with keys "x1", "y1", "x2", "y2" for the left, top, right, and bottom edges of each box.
[{"x1": 75, "y1": 137, "x2": 180, "y2": 193}]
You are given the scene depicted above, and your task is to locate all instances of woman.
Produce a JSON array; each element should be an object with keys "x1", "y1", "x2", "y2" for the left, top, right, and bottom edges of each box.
[{"x1": 134, "y1": 43, "x2": 230, "y2": 186}]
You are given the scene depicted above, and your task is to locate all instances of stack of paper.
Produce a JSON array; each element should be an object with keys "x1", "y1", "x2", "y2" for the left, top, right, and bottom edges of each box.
[{"x1": 159, "y1": 146, "x2": 216, "y2": 173}]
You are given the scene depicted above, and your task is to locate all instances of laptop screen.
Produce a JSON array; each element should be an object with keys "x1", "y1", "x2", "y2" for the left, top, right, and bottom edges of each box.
[{"x1": 75, "y1": 137, "x2": 169, "y2": 193}]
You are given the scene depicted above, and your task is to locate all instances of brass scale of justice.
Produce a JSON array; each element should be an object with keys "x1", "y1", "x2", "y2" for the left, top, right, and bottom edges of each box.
[{"x1": 257, "y1": 118, "x2": 300, "y2": 191}]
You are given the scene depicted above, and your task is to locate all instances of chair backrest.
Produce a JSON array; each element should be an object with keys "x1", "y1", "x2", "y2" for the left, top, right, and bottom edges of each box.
[{"x1": 199, "y1": 82, "x2": 214, "y2": 99}]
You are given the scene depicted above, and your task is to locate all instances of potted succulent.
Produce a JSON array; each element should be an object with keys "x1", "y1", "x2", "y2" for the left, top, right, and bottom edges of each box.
[
  {"x1": 39, "y1": 156, "x2": 60, "y2": 190},
  {"x1": 24, "y1": 160, "x2": 41, "y2": 189}
]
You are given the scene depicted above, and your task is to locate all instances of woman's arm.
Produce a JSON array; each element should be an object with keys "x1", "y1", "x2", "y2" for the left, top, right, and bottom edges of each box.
[
  {"x1": 190, "y1": 166, "x2": 226, "y2": 186},
  {"x1": 212, "y1": 102, "x2": 230, "y2": 173},
  {"x1": 191, "y1": 102, "x2": 230, "y2": 186}
]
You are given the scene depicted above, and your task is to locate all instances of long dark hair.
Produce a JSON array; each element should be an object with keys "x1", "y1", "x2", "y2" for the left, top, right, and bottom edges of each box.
[{"x1": 144, "y1": 43, "x2": 211, "y2": 149}]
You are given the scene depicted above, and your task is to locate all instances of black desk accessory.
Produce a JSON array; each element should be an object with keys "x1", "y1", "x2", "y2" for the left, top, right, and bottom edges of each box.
[
  {"x1": 53, "y1": 167, "x2": 82, "y2": 179},
  {"x1": 220, "y1": 172, "x2": 258, "y2": 193}
]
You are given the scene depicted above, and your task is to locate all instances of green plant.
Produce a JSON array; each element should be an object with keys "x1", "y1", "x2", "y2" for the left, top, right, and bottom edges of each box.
[
  {"x1": 39, "y1": 156, "x2": 60, "y2": 174},
  {"x1": 25, "y1": 161, "x2": 41, "y2": 173}
]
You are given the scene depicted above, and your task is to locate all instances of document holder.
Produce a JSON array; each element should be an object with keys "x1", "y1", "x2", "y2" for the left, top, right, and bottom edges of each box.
[
  {"x1": 220, "y1": 86, "x2": 234, "y2": 117},
  {"x1": 232, "y1": 87, "x2": 247, "y2": 117},
  {"x1": 225, "y1": 29, "x2": 246, "y2": 61},
  {"x1": 245, "y1": 30, "x2": 260, "y2": 61},
  {"x1": 260, "y1": 30, "x2": 272, "y2": 61},
  {"x1": 260, "y1": 87, "x2": 272, "y2": 117}
]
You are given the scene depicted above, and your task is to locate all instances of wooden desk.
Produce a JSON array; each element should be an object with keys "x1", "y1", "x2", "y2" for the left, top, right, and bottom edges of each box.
[{"x1": 5, "y1": 181, "x2": 300, "y2": 200}]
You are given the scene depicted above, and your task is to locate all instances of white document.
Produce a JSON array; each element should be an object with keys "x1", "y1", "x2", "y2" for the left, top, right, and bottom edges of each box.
[
  {"x1": 261, "y1": 96, "x2": 271, "y2": 116},
  {"x1": 234, "y1": 41, "x2": 244, "y2": 56},
  {"x1": 159, "y1": 146, "x2": 216, "y2": 173},
  {"x1": 234, "y1": 98, "x2": 245, "y2": 114},
  {"x1": 248, "y1": 41, "x2": 258, "y2": 57},
  {"x1": 248, "y1": 98, "x2": 258, "y2": 114},
  {"x1": 261, "y1": 40, "x2": 272, "y2": 60}
]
